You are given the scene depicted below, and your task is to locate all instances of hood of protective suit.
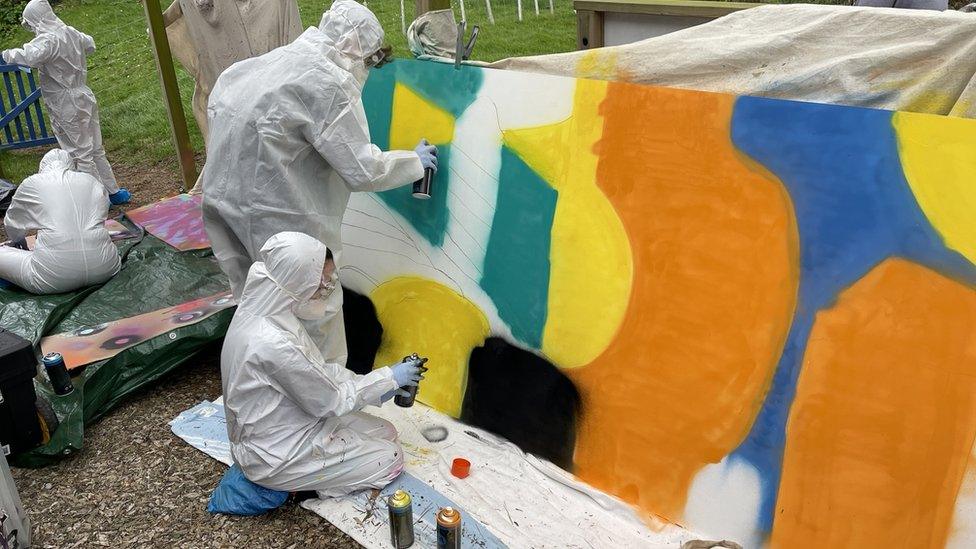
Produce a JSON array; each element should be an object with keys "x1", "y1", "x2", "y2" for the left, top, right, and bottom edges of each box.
[
  {"x1": 22, "y1": 0, "x2": 64, "y2": 35},
  {"x1": 239, "y1": 232, "x2": 328, "y2": 318},
  {"x1": 38, "y1": 148, "x2": 72, "y2": 173},
  {"x1": 318, "y1": 0, "x2": 384, "y2": 82}
]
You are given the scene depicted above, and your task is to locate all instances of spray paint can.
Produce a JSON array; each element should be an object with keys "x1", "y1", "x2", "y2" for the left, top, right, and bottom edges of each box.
[
  {"x1": 394, "y1": 354, "x2": 429, "y2": 408},
  {"x1": 436, "y1": 506, "x2": 462, "y2": 549},
  {"x1": 42, "y1": 352, "x2": 73, "y2": 396},
  {"x1": 412, "y1": 168, "x2": 434, "y2": 200},
  {"x1": 388, "y1": 489, "x2": 414, "y2": 548}
]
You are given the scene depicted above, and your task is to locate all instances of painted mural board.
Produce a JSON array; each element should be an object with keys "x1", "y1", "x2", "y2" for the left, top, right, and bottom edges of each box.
[
  {"x1": 126, "y1": 193, "x2": 210, "y2": 251},
  {"x1": 338, "y1": 59, "x2": 976, "y2": 548}
]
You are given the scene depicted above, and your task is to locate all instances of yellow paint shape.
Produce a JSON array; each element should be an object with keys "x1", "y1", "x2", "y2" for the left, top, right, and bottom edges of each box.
[
  {"x1": 503, "y1": 79, "x2": 634, "y2": 368},
  {"x1": 894, "y1": 111, "x2": 976, "y2": 266},
  {"x1": 389, "y1": 83, "x2": 455, "y2": 149},
  {"x1": 576, "y1": 49, "x2": 621, "y2": 81},
  {"x1": 370, "y1": 277, "x2": 490, "y2": 417}
]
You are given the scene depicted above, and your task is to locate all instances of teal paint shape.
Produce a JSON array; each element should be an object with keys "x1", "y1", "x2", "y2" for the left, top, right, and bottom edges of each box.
[
  {"x1": 365, "y1": 59, "x2": 485, "y2": 247},
  {"x1": 392, "y1": 59, "x2": 483, "y2": 118},
  {"x1": 480, "y1": 146, "x2": 558, "y2": 350},
  {"x1": 377, "y1": 146, "x2": 453, "y2": 247},
  {"x1": 362, "y1": 64, "x2": 397, "y2": 149}
]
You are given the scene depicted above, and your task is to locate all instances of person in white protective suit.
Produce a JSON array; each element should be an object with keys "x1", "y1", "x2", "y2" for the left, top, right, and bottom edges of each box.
[
  {"x1": 222, "y1": 232, "x2": 425, "y2": 496},
  {"x1": 0, "y1": 149, "x2": 120, "y2": 294},
  {"x1": 201, "y1": 0, "x2": 438, "y2": 358},
  {"x1": 1, "y1": 0, "x2": 131, "y2": 205}
]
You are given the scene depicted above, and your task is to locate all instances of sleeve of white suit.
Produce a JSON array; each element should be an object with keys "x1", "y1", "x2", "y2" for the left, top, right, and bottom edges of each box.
[
  {"x1": 2, "y1": 35, "x2": 57, "y2": 67},
  {"x1": 267, "y1": 334, "x2": 399, "y2": 419},
  {"x1": 80, "y1": 32, "x2": 96, "y2": 55},
  {"x1": 3, "y1": 178, "x2": 44, "y2": 243},
  {"x1": 305, "y1": 78, "x2": 425, "y2": 193}
]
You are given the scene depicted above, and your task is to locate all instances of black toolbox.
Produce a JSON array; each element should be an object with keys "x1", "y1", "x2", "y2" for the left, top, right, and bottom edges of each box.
[{"x1": 0, "y1": 328, "x2": 41, "y2": 456}]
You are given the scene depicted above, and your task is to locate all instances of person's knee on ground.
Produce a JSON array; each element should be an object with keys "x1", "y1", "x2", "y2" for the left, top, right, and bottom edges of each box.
[{"x1": 314, "y1": 438, "x2": 405, "y2": 499}]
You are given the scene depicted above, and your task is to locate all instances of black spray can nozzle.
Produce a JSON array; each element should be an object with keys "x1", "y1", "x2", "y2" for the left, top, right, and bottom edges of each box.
[{"x1": 394, "y1": 353, "x2": 428, "y2": 408}]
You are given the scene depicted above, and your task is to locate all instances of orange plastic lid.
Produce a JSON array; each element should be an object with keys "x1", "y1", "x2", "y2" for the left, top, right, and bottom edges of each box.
[{"x1": 451, "y1": 457, "x2": 471, "y2": 479}]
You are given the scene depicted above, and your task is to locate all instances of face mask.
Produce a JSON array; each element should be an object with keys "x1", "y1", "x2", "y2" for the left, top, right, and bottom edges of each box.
[
  {"x1": 21, "y1": 18, "x2": 33, "y2": 32},
  {"x1": 293, "y1": 276, "x2": 340, "y2": 320}
]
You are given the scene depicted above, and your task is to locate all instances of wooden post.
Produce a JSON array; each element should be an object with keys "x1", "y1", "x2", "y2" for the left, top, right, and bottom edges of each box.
[
  {"x1": 576, "y1": 9, "x2": 604, "y2": 49},
  {"x1": 415, "y1": 0, "x2": 452, "y2": 17},
  {"x1": 142, "y1": 0, "x2": 197, "y2": 191}
]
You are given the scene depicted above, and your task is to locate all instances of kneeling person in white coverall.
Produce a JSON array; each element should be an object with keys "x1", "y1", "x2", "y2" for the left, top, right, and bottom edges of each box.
[
  {"x1": 0, "y1": 149, "x2": 121, "y2": 294},
  {"x1": 201, "y1": 0, "x2": 438, "y2": 359},
  {"x1": 223, "y1": 232, "x2": 424, "y2": 496},
  {"x1": 1, "y1": 0, "x2": 131, "y2": 205}
]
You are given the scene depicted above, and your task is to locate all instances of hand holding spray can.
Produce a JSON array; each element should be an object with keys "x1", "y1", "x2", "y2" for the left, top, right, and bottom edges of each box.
[
  {"x1": 412, "y1": 140, "x2": 437, "y2": 200},
  {"x1": 394, "y1": 353, "x2": 428, "y2": 408}
]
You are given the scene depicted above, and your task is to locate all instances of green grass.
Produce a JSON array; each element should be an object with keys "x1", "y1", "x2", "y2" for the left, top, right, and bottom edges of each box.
[{"x1": 0, "y1": 0, "x2": 577, "y2": 183}]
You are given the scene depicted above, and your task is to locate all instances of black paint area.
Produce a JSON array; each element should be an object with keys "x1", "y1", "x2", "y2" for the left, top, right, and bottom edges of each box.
[
  {"x1": 342, "y1": 288, "x2": 383, "y2": 375},
  {"x1": 461, "y1": 337, "x2": 581, "y2": 470}
]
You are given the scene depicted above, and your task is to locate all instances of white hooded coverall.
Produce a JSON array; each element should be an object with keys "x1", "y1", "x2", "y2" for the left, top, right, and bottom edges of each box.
[
  {"x1": 0, "y1": 149, "x2": 120, "y2": 294},
  {"x1": 200, "y1": 0, "x2": 424, "y2": 357},
  {"x1": 2, "y1": 0, "x2": 120, "y2": 195},
  {"x1": 222, "y1": 232, "x2": 404, "y2": 497}
]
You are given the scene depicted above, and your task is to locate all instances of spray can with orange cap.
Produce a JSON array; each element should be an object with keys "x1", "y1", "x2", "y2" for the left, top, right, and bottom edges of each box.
[{"x1": 436, "y1": 506, "x2": 462, "y2": 549}]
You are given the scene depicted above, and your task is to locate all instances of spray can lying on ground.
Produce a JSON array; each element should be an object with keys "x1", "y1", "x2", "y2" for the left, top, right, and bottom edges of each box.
[
  {"x1": 42, "y1": 352, "x2": 73, "y2": 396},
  {"x1": 394, "y1": 354, "x2": 429, "y2": 408},
  {"x1": 436, "y1": 506, "x2": 462, "y2": 549},
  {"x1": 388, "y1": 489, "x2": 414, "y2": 548}
]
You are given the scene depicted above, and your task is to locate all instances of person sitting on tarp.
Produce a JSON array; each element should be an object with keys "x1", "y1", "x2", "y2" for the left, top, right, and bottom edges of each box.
[
  {"x1": 215, "y1": 231, "x2": 423, "y2": 506},
  {"x1": 0, "y1": 149, "x2": 121, "y2": 294},
  {"x1": 200, "y1": 0, "x2": 438, "y2": 361},
  {"x1": 1, "y1": 0, "x2": 131, "y2": 205}
]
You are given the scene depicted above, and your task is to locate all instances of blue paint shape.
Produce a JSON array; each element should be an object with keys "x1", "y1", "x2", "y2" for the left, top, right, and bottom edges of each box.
[
  {"x1": 729, "y1": 96, "x2": 976, "y2": 532},
  {"x1": 381, "y1": 472, "x2": 507, "y2": 549},
  {"x1": 480, "y1": 146, "x2": 558, "y2": 350}
]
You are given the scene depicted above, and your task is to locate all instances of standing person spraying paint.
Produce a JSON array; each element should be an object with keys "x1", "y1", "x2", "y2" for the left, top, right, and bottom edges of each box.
[
  {"x1": 200, "y1": 0, "x2": 438, "y2": 360},
  {"x1": 1, "y1": 0, "x2": 131, "y2": 205}
]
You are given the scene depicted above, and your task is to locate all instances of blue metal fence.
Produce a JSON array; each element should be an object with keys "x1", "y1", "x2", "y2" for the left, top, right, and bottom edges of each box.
[{"x1": 0, "y1": 62, "x2": 57, "y2": 151}]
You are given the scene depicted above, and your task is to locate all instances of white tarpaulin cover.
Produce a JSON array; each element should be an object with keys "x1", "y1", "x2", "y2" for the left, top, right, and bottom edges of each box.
[
  {"x1": 489, "y1": 4, "x2": 976, "y2": 118},
  {"x1": 171, "y1": 399, "x2": 699, "y2": 548}
]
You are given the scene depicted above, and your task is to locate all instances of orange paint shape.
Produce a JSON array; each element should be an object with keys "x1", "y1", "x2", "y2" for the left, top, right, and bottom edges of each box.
[
  {"x1": 772, "y1": 258, "x2": 976, "y2": 549},
  {"x1": 568, "y1": 84, "x2": 799, "y2": 519}
]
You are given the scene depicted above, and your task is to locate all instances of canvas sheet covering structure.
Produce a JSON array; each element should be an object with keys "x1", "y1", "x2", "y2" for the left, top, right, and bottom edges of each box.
[{"x1": 343, "y1": 60, "x2": 976, "y2": 548}]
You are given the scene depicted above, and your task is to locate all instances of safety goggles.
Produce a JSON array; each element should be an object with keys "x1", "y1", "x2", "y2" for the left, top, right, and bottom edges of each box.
[
  {"x1": 309, "y1": 274, "x2": 337, "y2": 301},
  {"x1": 365, "y1": 45, "x2": 393, "y2": 69}
]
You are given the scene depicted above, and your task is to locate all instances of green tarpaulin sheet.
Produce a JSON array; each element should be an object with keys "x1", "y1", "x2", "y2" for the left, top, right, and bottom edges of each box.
[{"x1": 0, "y1": 224, "x2": 232, "y2": 467}]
